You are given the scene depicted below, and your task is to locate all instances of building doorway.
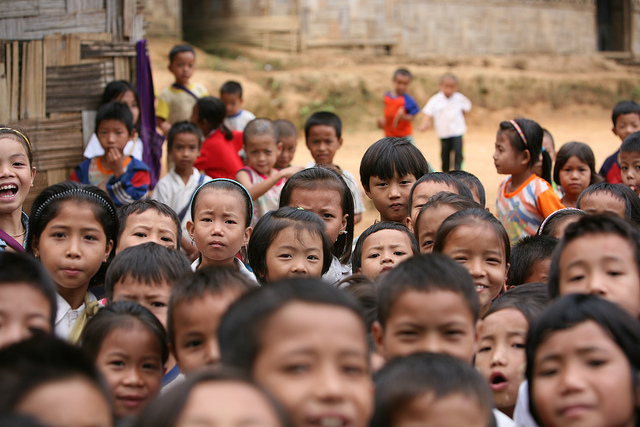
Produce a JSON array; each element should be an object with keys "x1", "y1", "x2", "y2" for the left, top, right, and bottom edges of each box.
[{"x1": 597, "y1": 0, "x2": 631, "y2": 52}]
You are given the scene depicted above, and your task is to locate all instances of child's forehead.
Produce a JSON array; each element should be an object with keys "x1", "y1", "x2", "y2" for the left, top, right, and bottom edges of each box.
[
  {"x1": 221, "y1": 92, "x2": 241, "y2": 101},
  {"x1": 97, "y1": 119, "x2": 128, "y2": 131},
  {"x1": 246, "y1": 133, "x2": 278, "y2": 147},
  {"x1": 308, "y1": 124, "x2": 338, "y2": 137},
  {"x1": 414, "y1": 181, "x2": 456, "y2": 198},
  {"x1": 364, "y1": 228, "x2": 411, "y2": 246},
  {"x1": 481, "y1": 307, "x2": 528, "y2": 331},
  {"x1": 616, "y1": 112, "x2": 640, "y2": 125},
  {"x1": 171, "y1": 51, "x2": 195, "y2": 64},
  {"x1": 173, "y1": 132, "x2": 200, "y2": 145},
  {"x1": 391, "y1": 288, "x2": 474, "y2": 319},
  {"x1": 125, "y1": 210, "x2": 177, "y2": 229},
  {"x1": 115, "y1": 275, "x2": 172, "y2": 293}
]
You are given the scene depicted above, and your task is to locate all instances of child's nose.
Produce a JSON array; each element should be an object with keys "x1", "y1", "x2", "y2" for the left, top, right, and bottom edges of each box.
[
  {"x1": 291, "y1": 259, "x2": 308, "y2": 274},
  {"x1": 205, "y1": 341, "x2": 220, "y2": 366}
]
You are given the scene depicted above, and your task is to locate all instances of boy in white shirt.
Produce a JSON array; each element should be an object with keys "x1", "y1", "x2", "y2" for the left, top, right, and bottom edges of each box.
[{"x1": 420, "y1": 73, "x2": 472, "y2": 172}]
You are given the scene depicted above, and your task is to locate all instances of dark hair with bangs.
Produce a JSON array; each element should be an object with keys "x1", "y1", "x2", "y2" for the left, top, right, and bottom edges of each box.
[
  {"x1": 304, "y1": 111, "x2": 342, "y2": 140},
  {"x1": 243, "y1": 118, "x2": 279, "y2": 147},
  {"x1": 279, "y1": 167, "x2": 354, "y2": 263},
  {"x1": 218, "y1": 278, "x2": 367, "y2": 373},
  {"x1": 105, "y1": 242, "x2": 191, "y2": 301},
  {"x1": 167, "y1": 121, "x2": 202, "y2": 151},
  {"x1": 352, "y1": 221, "x2": 418, "y2": 272},
  {"x1": 612, "y1": 100, "x2": 640, "y2": 126},
  {"x1": 371, "y1": 352, "x2": 495, "y2": 427},
  {"x1": 537, "y1": 208, "x2": 587, "y2": 238},
  {"x1": 0, "y1": 126, "x2": 33, "y2": 167},
  {"x1": 247, "y1": 207, "x2": 332, "y2": 285},
  {"x1": 413, "y1": 192, "x2": 481, "y2": 243},
  {"x1": 408, "y1": 172, "x2": 474, "y2": 212},
  {"x1": 274, "y1": 119, "x2": 297, "y2": 139},
  {"x1": 547, "y1": 214, "x2": 640, "y2": 300},
  {"x1": 577, "y1": 182, "x2": 640, "y2": 227},
  {"x1": 526, "y1": 294, "x2": 640, "y2": 426},
  {"x1": 220, "y1": 80, "x2": 243, "y2": 97},
  {"x1": 553, "y1": 141, "x2": 600, "y2": 188},
  {"x1": 507, "y1": 235, "x2": 557, "y2": 288},
  {"x1": 169, "y1": 44, "x2": 195, "y2": 63},
  {"x1": 190, "y1": 179, "x2": 253, "y2": 227},
  {"x1": 133, "y1": 367, "x2": 292, "y2": 427},
  {"x1": 376, "y1": 254, "x2": 479, "y2": 327},
  {"x1": 118, "y1": 199, "x2": 182, "y2": 245},
  {"x1": 393, "y1": 68, "x2": 413, "y2": 80},
  {"x1": 167, "y1": 266, "x2": 256, "y2": 349},
  {"x1": 448, "y1": 170, "x2": 486, "y2": 207},
  {"x1": 79, "y1": 301, "x2": 168, "y2": 366},
  {"x1": 498, "y1": 118, "x2": 543, "y2": 168},
  {"x1": 360, "y1": 137, "x2": 430, "y2": 191},
  {"x1": 621, "y1": 131, "x2": 640, "y2": 155},
  {"x1": 101, "y1": 80, "x2": 140, "y2": 130},
  {"x1": 95, "y1": 101, "x2": 134, "y2": 134},
  {"x1": 195, "y1": 97, "x2": 234, "y2": 141},
  {"x1": 484, "y1": 282, "x2": 549, "y2": 324}
]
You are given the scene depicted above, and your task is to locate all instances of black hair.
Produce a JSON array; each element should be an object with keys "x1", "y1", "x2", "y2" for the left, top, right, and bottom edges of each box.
[
  {"x1": 169, "y1": 44, "x2": 195, "y2": 63},
  {"x1": 190, "y1": 179, "x2": 253, "y2": 227},
  {"x1": 498, "y1": 118, "x2": 543, "y2": 168},
  {"x1": 484, "y1": 283, "x2": 549, "y2": 324},
  {"x1": 360, "y1": 137, "x2": 430, "y2": 191},
  {"x1": 537, "y1": 148, "x2": 553, "y2": 185},
  {"x1": 577, "y1": 182, "x2": 640, "y2": 227},
  {"x1": 413, "y1": 192, "x2": 482, "y2": 244},
  {"x1": 219, "y1": 80, "x2": 243, "y2": 97},
  {"x1": 0, "y1": 252, "x2": 57, "y2": 329},
  {"x1": 393, "y1": 68, "x2": 413, "y2": 80},
  {"x1": 506, "y1": 235, "x2": 557, "y2": 288},
  {"x1": 243, "y1": 118, "x2": 279, "y2": 147},
  {"x1": 117, "y1": 199, "x2": 182, "y2": 244},
  {"x1": 274, "y1": 119, "x2": 297, "y2": 139},
  {"x1": 219, "y1": 278, "x2": 366, "y2": 373},
  {"x1": 339, "y1": 274, "x2": 377, "y2": 330},
  {"x1": 548, "y1": 214, "x2": 640, "y2": 300},
  {"x1": 526, "y1": 294, "x2": 640, "y2": 426},
  {"x1": 101, "y1": 80, "x2": 140, "y2": 129},
  {"x1": 279, "y1": 167, "x2": 354, "y2": 263},
  {"x1": 95, "y1": 101, "x2": 134, "y2": 135},
  {"x1": 553, "y1": 141, "x2": 601, "y2": 188},
  {"x1": 376, "y1": 253, "x2": 479, "y2": 327},
  {"x1": 195, "y1": 97, "x2": 233, "y2": 141},
  {"x1": 27, "y1": 182, "x2": 119, "y2": 287},
  {"x1": 0, "y1": 126, "x2": 34, "y2": 166},
  {"x1": 167, "y1": 265, "x2": 256, "y2": 349},
  {"x1": 133, "y1": 367, "x2": 292, "y2": 427},
  {"x1": 79, "y1": 301, "x2": 169, "y2": 366},
  {"x1": 352, "y1": 221, "x2": 418, "y2": 272},
  {"x1": 304, "y1": 111, "x2": 342, "y2": 140},
  {"x1": 371, "y1": 352, "x2": 494, "y2": 427},
  {"x1": 433, "y1": 208, "x2": 511, "y2": 265},
  {"x1": 105, "y1": 242, "x2": 191, "y2": 301},
  {"x1": 621, "y1": 131, "x2": 640, "y2": 155},
  {"x1": 0, "y1": 414, "x2": 51, "y2": 427},
  {"x1": 612, "y1": 100, "x2": 640, "y2": 127},
  {"x1": 0, "y1": 336, "x2": 111, "y2": 416},
  {"x1": 448, "y1": 170, "x2": 486, "y2": 207},
  {"x1": 167, "y1": 121, "x2": 203, "y2": 151},
  {"x1": 408, "y1": 172, "x2": 474, "y2": 212},
  {"x1": 537, "y1": 207, "x2": 587, "y2": 238},
  {"x1": 247, "y1": 207, "x2": 332, "y2": 285}
]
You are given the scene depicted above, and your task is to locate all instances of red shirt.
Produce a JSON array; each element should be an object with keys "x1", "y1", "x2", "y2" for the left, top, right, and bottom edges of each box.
[{"x1": 195, "y1": 129, "x2": 244, "y2": 180}]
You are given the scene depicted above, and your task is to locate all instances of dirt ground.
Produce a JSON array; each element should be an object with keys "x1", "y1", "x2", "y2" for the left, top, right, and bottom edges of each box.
[{"x1": 147, "y1": 38, "x2": 638, "y2": 234}]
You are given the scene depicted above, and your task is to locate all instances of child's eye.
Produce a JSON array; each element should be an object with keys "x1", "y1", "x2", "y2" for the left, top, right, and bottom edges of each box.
[
  {"x1": 150, "y1": 302, "x2": 166, "y2": 308},
  {"x1": 52, "y1": 232, "x2": 66, "y2": 238},
  {"x1": 393, "y1": 251, "x2": 407, "y2": 256},
  {"x1": 568, "y1": 274, "x2": 585, "y2": 282},
  {"x1": 512, "y1": 343, "x2": 526, "y2": 349},
  {"x1": 367, "y1": 253, "x2": 380, "y2": 259},
  {"x1": 414, "y1": 204, "x2": 425, "y2": 210},
  {"x1": 84, "y1": 234, "x2": 98, "y2": 241},
  {"x1": 453, "y1": 256, "x2": 468, "y2": 263},
  {"x1": 284, "y1": 364, "x2": 309, "y2": 374},
  {"x1": 342, "y1": 364, "x2": 366, "y2": 376},
  {"x1": 477, "y1": 345, "x2": 492, "y2": 353},
  {"x1": 160, "y1": 236, "x2": 174, "y2": 243},
  {"x1": 142, "y1": 362, "x2": 160, "y2": 371},
  {"x1": 225, "y1": 219, "x2": 237, "y2": 225},
  {"x1": 587, "y1": 358, "x2": 607, "y2": 368},
  {"x1": 278, "y1": 253, "x2": 292, "y2": 259},
  {"x1": 307, "y1": 255, "x2": 320, "y2": 261},
  {"x1": 421, "y1": 240, "x2": 434, "y2": 248},
  {"x1": 400, "y1": 180, "x2": 412, "y2": 185},
  {"x1": 536, "y1": 367, "x2": 558, "y2": 377},
  {"x1": 376, "y1": 182, "x2": 388, "y2": 187},
  {"x1": 445, "y1": 329, "x2": 463, "y2": 338},
  {"x1": 109, "y1": 360, "x2": 125, "y2": 368},
  {"x1": 201, "y1": 218, "x2": 212, "y2": 223},
  {"x1": 322, "y1": 213, "x2": 335, "y2": 219},
  {"x1": 134, "y1": 232, "x2": 147, "y2": 238},
  {"x1": 607, "y1": 270, "x2": 623, "y2": 277},
  {"x1": 486, "y1": 257, "x2": 501, "y2": 264},
  {"x1": 186, "y1": 339, "x2": 202, "y2": 348}
]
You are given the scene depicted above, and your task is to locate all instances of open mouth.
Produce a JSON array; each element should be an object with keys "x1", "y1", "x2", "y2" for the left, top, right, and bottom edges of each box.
[
  {"x1": 307, "y1": 416, "x2": 349, "y2": 427},
  {"x1": 489, "y1": 372, "x2": 508, "y2": 390},
  {"x1": 0, "y1": 184, "x2": 18, "y2": 199}
]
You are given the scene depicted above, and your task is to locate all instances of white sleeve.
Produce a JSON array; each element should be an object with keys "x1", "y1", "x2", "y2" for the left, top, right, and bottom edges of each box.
[
  {"x1": 83, "y1": 133, "x2": 104, "y2": 159},
  {"x1": 422, "y1": 94, "x2": 438, "y2": 116}
]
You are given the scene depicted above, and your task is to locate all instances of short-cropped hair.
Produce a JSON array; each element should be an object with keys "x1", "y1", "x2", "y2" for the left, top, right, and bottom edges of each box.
[
  {"x1": 117, "y1": 199, "x2": 182, "y2": 244},
  {"x1": 408, "y1": 172, "x2": 474, "y2": 212},
  {"x1": 360, "y1": 137, "x2": 429, "y2": 191},
  {"x1": 507, "y1": 235, "x2": 558, "y2": 288}
]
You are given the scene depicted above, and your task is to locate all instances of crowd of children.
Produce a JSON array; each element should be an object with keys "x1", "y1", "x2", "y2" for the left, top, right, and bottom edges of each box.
[{"x1": 2, "y1": 44, "x2": 640, "y2": 427}]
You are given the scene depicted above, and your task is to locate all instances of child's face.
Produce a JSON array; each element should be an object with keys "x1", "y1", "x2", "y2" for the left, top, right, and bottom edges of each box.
[
  {"x1": 358, "y1": 229, "x2": 414, "y2": 279},
  {"x1": 0, "y1": 284, "x2": 51, "y2": 349},
  {"x1": 393, "y1": 74, "x2": 411, "y2": 96},
  {"x1": 170, "y1": 132, "x2": 200, "y2": 173},
  {"x1": 220, "y1": 93, "x2": 242, "y2": 117},
  {"x1": 306, "y1": 125, "x2": 342, "y2": 165},
  {"x1": 613, "y1": 112, "x2": 640, "y2": 142},
  {"x1": 440, "y1": 224, "x2": 508, "y2": 316},
  {"x1": 112, "y1": 278, "x2": 171, "y2": 328},
  {"x1": 619, "y1": 150, "x2": 640, "y2": 196},
  {"x1": 393, "y1": 392, "x2": 489, "y2": 427},
  {"x1": 415, "y1": 204, "x2": 458, "y2": 253},
  {"x1": 176, "y1": 381, "x2": 282, "y2": 427},
  {"x1": 276, "y1": 135, "x2": 297, "y2": 168},
  {"x1": 366, "y1": 173, "x2": 417, "y2": 223},
  {"x1": 33, "y1": 201, "x2": 113, "y2": 295},
  {"x1": 116, "y1": 210, "x2": 179, "y2": 253},
  {"x1": 532, "y1": 320, "x2": 636, "y2": 427},
  {"x1": 475, "y1": 308, "x2": 528, "y2": 416},
  {"x1": 0, "y1": 137, "x2": 36, "y2": 215},
  {"x1": 558, "y1": 233, "x2": 640, "y2": 317},
  {"x1": 15, "y1": 377, "x2": 112, "y2": 427},
  {"x1": 548, "y1": 216, "x2": 581, "y2": 239},
  {"x1": 439, "y1": 78, "x2": 457, "y2": 98},
  {"x1": 187, "y1": 188, "x2": 252, "y2": 268},
  {"x1": 245, "y1": 135, "x2": 280, "y2": 176},
  {"x1": 97, "y1": 119, "x2": 133, "y2": 153},
  {"x1": 172, "y1": 290, "x2": 241, "y2": 374},
  {"x1": 168, "y1": 51, "x2": 195, "y2": 86},
  {"x1": 493, "y1": 131, "x2": 527, "y2": 176},
  {"x1": 579, "y1": 191, "x2": 626, "y2": 218},
  {"x1": 373, "y1": 289, "x2": 478, "y2": 363},
  {"x1": 543, "y1": 133, "x2": 556, "y2": 162},
  {"x1": 288, "y1": 188, "x2": 347, "y2": 244},
  {"x1": 524, "y1": 258, "x2": 552, "y2": 284},
  {"x1": 253, "y1": 302, "x2": 373, "y2": 427},
  {"x1": 559, "y1": 156, "x2": 591, "y2": 199},
  {"x1": 265, "y1": 228, "x2": 324, "y2": 283},
  {"x1": 116, "y1": 90, "x2": 140, "y2": 124},
  {"x1": 409, "y1": 181, "x2": 459, "y2": 225},
  {"x1": 95, "y1": 323, "x2": 164, "y2": 418}
]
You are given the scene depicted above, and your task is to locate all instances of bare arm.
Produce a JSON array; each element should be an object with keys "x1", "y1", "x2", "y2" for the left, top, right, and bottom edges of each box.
[{"x1": 236, "y1": 165, "x2": 304, "y2": 200}]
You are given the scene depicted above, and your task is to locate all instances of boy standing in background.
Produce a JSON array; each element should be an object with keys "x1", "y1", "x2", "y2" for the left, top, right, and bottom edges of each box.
[
  {"x1": 220, "y1": 81, "x2": 256, "y2": 132},
  {"x1": 599, "y1": 100, "x2": 640, "y2": 184},
  {"x1": 378, "y1": 68, "x2": 420, "y2": 140},
  {"x1": 420, "y1": 73, "x2": 472, "y2": 172}
]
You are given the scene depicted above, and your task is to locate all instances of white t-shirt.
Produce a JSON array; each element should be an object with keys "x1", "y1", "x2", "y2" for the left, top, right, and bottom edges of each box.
[
  {"x1": 83, "y1": 132, "x2": 144, "y2": 161},
  {"x1": 422, "y1": 91, "x2": 472, "y2": 139},
  {"x1": 224, "y1": 110, "x2": 256, "y2": 132}
]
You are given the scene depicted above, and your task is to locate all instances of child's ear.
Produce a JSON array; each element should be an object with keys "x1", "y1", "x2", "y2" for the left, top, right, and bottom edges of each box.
[
  {"x1": 104, "y1": 240, "x2": 114, "y2": 263},
  {"x1": 276, "y1": 141, "x2": 283, "y2": 155},
  {"x1": 186, "y1": 220, "x2": 195, "y2": 241},
  {"x1": 520, "y1": 149, "x2": 531, "y2": 167},
  {"x1": 243, "y1": 227, "x2": 253, "y2": 246},
  {"x1": 339, "y1": 213, "x2": 348, "y2": 235},
  {"x1": 612, "y1": 126, "x2": 619, "y2": 137},
  {"x1": 364, "y1": 186, "x2": 372, "y2": 200},
  {"x1": 30, "y1": 167, "x2": 36, "y2": 187},
  {"x1": 371, "y1": 321, "x2": 386, "y2": 358},
  {"x1": 338, "y1": 137, "x2": 343, "y2": 148},
  {"x1": 405, "y1": 216, "x2": 413, "y2": 232}
]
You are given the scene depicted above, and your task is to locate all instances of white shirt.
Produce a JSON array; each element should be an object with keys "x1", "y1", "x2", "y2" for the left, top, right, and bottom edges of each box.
[
  {"x1": 493, "y1": 409, "x2": 517, "y2": 427},
  {"x1": 323, "y1": 255, "x2": 351, "y2": 286},
  {"x1": 83, "y1": 132, "x2": 144, "y2": 161},
  {"x1": 422, "y1": 92, "x2": 472, "y2": 139},
  {"x1": 54, "y1": 292, "x2": 98, "y2": 341},
  {"x1": 190, "y1": 257, "x2": 258, "y2": 284},
  {"x1": 224, "y1": 110, "x2": 256, "y2": 132},
  {"x1": 513, "y1": 380, "x2": 540, "y2": 427}
]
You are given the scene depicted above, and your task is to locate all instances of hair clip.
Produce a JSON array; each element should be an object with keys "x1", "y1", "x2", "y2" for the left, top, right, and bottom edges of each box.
[
  {"x1": 296, "y1": 207, "x2": 304, "y2": 211},
  {"x1": 0, "y1": 127, "x2": 32, "y2": 151},
  {"x1": 509, "y1": 120, "x2": 528, "y2": 148}
]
